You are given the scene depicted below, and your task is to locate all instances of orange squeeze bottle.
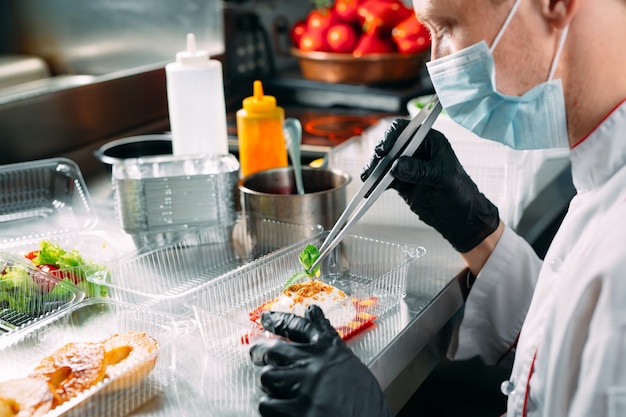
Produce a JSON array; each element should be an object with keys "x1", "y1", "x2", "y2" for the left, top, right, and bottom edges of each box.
[{"x1": 236, "y1": 80, "x2": 288, "y2": 178}]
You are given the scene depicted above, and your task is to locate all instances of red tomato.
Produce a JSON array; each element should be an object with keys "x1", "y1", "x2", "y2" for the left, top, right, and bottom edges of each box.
[
  {"x1": 334, "y1": 0, "x2": 364, "y2": 24},
  {"x1": 24, "y1": 250, "x2": 39, "y2": 260},
  {"x1": 306, "y1": 7, "x2": 340, "y2": 33},
  {"x1": 392, "y1": 16, "x2": 431, "y2": 54},
  {"x1": 392, "y1": 15, "x2": 430, "y2": 41},
  {"x1": 353, "y1": 29, "x2": 397, "y2": 56},
  {"x1": 32, "y1": 264, "x2": 60, "y2": 294},
  {"x1": 299, "y1": 28, "x2": 331, "y2": 52},
  {"x1": 395, "y1": 32, "x2": 431, "y2": 54},
  {"x1": 327, "y1": 23, "x2": 359, "y2": 53},
  {"x1": 290, "y1": 19, "x2": 308, "y2": 47},
  {"x1": 358, "y1": 0, "x2": 413, "y2": 32}
]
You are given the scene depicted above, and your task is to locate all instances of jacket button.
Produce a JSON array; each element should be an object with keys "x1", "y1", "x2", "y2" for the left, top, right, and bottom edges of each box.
[
  {"x1": 500, "y1": 379, "x2": 515, "y2": 396},
  {"x1": 550, "y1": 258, "x2": 562, "y2": 272}
]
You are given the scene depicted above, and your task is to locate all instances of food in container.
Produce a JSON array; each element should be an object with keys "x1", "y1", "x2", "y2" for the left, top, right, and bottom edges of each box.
[
  {"x1": 0, "y1": 253, "x2": 84, "y2": 335},
  {"x1": 23, "y1": 331, "x2": 158, "y2": 408},
  {"x1": 0, "y1": 298, "x2": 177, "y2": 417},
  {"x1": 248, "y1": 244, "x2": 376, "y2": 339},
  {"x1": 249, "y1": 279, "x2": 378, "y2": 340},
  {"x1": 288, "y1": 1, "x2": 431, "y2": 84},
  {"x1": 186, "y1": 232, "x2": 425, "y2": 364},
  {"x1": 20, "y1": 239, "x2": 109, "y2": 298}
]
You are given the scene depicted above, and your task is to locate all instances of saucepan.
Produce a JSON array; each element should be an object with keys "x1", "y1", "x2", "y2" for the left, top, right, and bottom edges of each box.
[{"x1": 239, "y1": 167, "x2": 351, "y2": 230}]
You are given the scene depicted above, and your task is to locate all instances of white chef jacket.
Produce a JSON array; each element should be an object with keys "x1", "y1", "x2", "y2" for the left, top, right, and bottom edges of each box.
[{"x1": 449, "y1": 99, "x2": 626, "y2": 417}]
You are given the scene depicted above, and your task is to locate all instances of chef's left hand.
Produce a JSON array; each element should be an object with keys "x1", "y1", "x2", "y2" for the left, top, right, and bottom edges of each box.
[{"x1": 249, "y1": 305, "x2": 394, "y2": 417}]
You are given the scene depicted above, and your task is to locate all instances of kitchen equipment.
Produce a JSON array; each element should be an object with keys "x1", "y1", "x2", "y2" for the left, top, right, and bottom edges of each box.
[
  {"x1": 238, "y1": 166, "x2": 351, "y2": 230},
  {"x1": 308, "y1": 96, "x2": 441, "y2": 273},
  {"x1": 283, "y1": 117, "x2": 305, "y2": 195},
  {"x1": 86, "y1": 215, "x2": 323, "y2": 315},
  {"x1": 290, "y1": 48, "x2": 429, "y2": 85},
  {"x1": 94, "y1": 134, "x2": 173, "y2": 167},
  {"x1": 112, "y1": 153, "x2": 240, "y2": 248}
]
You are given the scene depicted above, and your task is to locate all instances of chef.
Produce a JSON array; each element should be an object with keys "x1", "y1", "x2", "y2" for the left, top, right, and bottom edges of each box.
[{"x1": 250, "y1": 0, "x2": 626, "y2": 415}]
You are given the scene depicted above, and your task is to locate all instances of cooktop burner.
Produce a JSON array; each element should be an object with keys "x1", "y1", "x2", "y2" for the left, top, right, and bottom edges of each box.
[{"x1": 227, "y1": 105, "x2": 392, "y2": 156}]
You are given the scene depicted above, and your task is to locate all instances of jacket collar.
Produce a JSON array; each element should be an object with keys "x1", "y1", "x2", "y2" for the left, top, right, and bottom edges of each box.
[{"x1": 570, "y1": 101, "x2": 626, "y2": 193}]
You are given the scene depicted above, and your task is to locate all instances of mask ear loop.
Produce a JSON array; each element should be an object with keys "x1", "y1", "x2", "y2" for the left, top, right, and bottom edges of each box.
[
  {"x1": 547, "y1": 25, "x2": 569, "y2": 80},
  {"x1": 490, "y1": 0, "x2": 523, "y2": 52}
]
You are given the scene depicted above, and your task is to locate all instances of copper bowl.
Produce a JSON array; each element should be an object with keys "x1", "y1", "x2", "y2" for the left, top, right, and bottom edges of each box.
[{"x1": 291, "y1": 47, "x2": 429, "y2": 85}]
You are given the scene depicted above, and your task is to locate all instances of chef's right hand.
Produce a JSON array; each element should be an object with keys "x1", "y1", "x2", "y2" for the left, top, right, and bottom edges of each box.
[
  {"x1": 360, "y1": 118, "x2": 500, "y2": 253},
  {"x1": 249, "y1": 305, "x2": 393, "y2": 417}
]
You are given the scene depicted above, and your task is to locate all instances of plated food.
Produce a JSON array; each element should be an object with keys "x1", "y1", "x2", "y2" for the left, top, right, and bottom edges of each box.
[
  {"x1": 0, "y1": 240, "x2": 106, "y2": 323},
  {"x1": 248, "y1": 245, "x2": 377, "y2": 340},
  {"x1": 23, "y1": 240, "x2": 107, "y2": 298},
  {"x1": 0, "y1": 331, "x2": 159, "y2": 416}
]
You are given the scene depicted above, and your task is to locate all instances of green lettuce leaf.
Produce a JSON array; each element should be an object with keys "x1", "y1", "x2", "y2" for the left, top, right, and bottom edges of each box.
[{"x1": 283, "y1": 244, "x2": 321, "y2": 290}]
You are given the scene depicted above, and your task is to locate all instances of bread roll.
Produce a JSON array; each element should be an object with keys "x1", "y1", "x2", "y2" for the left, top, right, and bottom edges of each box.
[
  {"x1": 29, "y1": 342, "x2": 107, "y2": 406},
  {"x1": 102, "y1": 332, "x2": 159, "y2": 390},
  {"x1": 0, "y1": 377, "x2": 53, "y2": 417}
]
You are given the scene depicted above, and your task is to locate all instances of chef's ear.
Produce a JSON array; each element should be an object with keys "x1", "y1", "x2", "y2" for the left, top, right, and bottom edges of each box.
[{"x1": 542, "y1": 0, "x2": 578, "y2": 29}]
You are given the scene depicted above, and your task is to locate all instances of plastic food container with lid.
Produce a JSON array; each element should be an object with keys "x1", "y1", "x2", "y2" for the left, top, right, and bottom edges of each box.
[{"x1": 0, "y1": 298, "x2": 180, "y2": 417}]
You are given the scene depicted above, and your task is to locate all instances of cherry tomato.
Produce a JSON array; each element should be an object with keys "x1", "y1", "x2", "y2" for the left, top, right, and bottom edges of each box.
[
  {"x1": 24, "y1": 250, "x2": 39, "y2": 260},
  {"x1": 395, "y1": 32, "x2": 431, "y2": 54},
  {"x1": 290, "y1": 19, "x2": 308, "y2": 47},
  {"x1": 358, "y1": 0, "x2": 413, "y2": 32},
  {"x1": 392, "y1": 16, "x2": 431, "y2": 54},
  {"x1": 334, "y1": 0, "x2": 364, "y2": 24},
  {"x1": 353, "y1": 28, "x2": 397, "y2": 56},
  {"x1": 299, "y1": 29, "x2": 331, "y2": 52},
  {"x1": 306, "y1": 7, "x2": 340, "y2": 33},
  {"x1": 326, "y1": 23, "x2": 359, "y2": 53}
]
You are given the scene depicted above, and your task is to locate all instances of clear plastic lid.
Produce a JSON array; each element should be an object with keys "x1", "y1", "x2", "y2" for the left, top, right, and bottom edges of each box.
[{"x1": 0, "y1": 158, "x2": 96, "y2": 242}]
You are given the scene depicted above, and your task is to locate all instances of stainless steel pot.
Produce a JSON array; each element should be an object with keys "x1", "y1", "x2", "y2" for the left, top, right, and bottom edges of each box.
[{"x1": 239, "y1": 167, "x2": 351, "y2": 230}]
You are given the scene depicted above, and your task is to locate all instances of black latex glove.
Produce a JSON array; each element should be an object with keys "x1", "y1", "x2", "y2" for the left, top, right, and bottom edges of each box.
[
  {"x1": 361, "y1": 118, "x2": 500, "y2": 253},
  {"x1": 249, "y1": 305, "x2": 393, "y2": 417}
]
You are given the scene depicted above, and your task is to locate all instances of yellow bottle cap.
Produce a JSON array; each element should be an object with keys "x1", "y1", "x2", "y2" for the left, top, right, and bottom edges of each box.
[{"x1": 242, "y1": 80, "x2": 277, "y2": 113}]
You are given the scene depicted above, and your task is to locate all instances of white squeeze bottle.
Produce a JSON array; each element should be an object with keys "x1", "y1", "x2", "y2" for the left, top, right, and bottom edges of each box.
[{"x1": 166, "y1": 33, "x2": 229, "y2": 156}]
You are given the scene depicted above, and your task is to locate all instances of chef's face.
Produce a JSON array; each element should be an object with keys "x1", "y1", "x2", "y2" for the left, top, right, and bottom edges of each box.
[{"x1": 413, "y1": 0, "x2": 556, "y2": 96}]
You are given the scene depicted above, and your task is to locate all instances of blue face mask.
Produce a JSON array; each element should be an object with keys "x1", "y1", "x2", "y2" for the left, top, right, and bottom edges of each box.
[{"x1": 426, "y1": 0, "x2": 569, "y2": 150}]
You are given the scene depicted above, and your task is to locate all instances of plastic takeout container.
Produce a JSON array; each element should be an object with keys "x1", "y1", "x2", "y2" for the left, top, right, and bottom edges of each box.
[
  {"x1": 185, "y1": 232, "x2": 426, "y2": 364},
  {"x1": 0, "y1": 298, "x2": 179, "y2": 417},
  {"x1": 87, "y1": 215, "x2": 324, "y2": 315},
  {"x1": 0, "y1": 252, "x2": 84, "y2": 336},
  {"x1": 112, "y1": 153, "x2": 240, "y2": 247},
  {"x1": 0, "y1": 158, "x2": 96, "y2": 241},
  {"x1": 0, "y1": 230, "x2": 122, "y2": 293}
]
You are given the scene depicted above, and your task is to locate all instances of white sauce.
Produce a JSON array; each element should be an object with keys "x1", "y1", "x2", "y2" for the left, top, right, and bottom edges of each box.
[{"x1": 269, "y1": 282, "x2": 356, "y2": 328}]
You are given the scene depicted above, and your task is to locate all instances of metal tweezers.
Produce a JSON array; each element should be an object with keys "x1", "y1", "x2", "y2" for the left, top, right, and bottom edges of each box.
[{"x1": 307, "y1": 95, "x2": 442, "y2": 274}]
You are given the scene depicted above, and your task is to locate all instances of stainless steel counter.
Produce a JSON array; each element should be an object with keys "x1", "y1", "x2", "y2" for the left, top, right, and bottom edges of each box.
[{"x1": 85, "y1": 167, "x2": 467, "y2": 415}]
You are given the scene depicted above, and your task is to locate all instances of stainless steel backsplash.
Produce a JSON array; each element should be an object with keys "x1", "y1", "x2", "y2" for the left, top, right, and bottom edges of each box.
[{"x1": 0, "y1": 0, "x2": 309, "y2": 177}]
